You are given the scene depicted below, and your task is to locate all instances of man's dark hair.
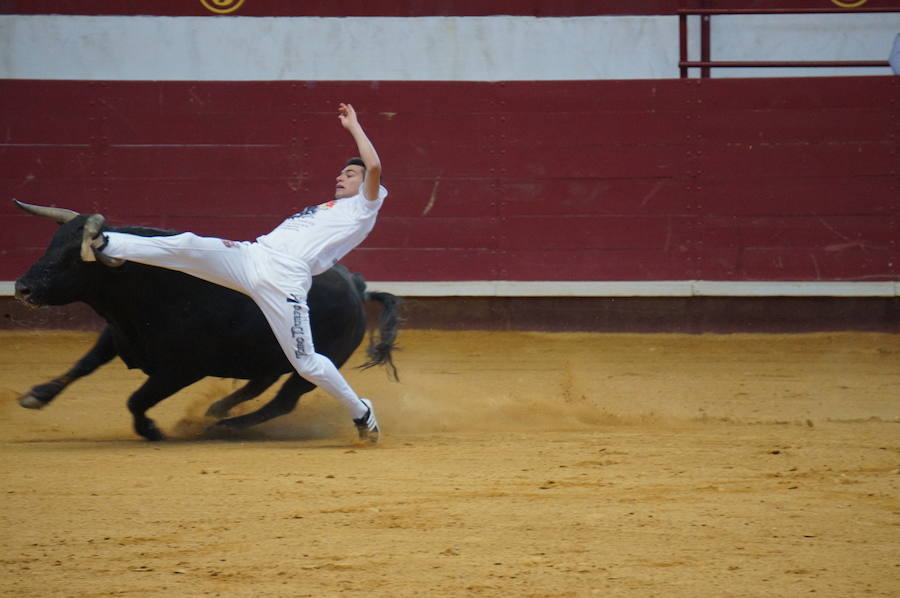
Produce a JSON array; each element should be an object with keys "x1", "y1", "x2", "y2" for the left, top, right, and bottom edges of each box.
[
  {"x1": 346, "y1": 157, "x2": 366, "y2": 173},
  {"x1": 345, "y1": 157, "x2": 381, "y2": 184}
]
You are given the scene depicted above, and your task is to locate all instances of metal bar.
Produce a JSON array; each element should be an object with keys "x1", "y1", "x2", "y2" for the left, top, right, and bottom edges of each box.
[
  {"x1": 679, "y1": 13, "x2": 688, "y2": 78},
  {"x1": 680, "y1": 60, "x2": 891, "y2": 68},
  {"x1": 700, "y1": 13, "x2": 711, "y2": 79}
]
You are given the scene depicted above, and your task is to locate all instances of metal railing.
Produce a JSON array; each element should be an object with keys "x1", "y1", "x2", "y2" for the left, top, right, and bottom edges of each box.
[{"x1": 678, "y1": 6, "x2": 900, "y2": 78}]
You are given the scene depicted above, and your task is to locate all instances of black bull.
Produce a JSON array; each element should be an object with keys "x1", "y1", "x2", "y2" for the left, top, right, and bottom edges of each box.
[{"x1": 12, "y1": 200, "x2": 400, "y2": 441}]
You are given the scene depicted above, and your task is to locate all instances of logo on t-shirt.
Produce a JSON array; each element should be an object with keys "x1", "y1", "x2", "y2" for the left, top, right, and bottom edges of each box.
[
  {"x1": 288, "y1": 205, "x2": 318, "y2": 220},
  {"x1": 287, "y1": 200, "x2": 338, "y2": 221}
]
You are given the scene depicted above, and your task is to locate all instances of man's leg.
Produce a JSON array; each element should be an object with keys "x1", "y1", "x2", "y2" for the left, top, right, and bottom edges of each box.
[
  {"x1": 251, "y1": 282, "x2": 380, "y2": 443},
  {"x1": 101, "y1": 232, "x2": 255, "y2": 294}
]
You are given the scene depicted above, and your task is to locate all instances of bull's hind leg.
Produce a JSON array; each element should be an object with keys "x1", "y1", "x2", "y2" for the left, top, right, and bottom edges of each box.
[
  {"x1": 128, "y1": 374, "x2": 202, "y2": 441},
  {"x1": 212, "y1": 374, "x2": 313, "y2": 431},
  {"x1": 205, "y1": 374, "x2": 281, "y2": 419}
]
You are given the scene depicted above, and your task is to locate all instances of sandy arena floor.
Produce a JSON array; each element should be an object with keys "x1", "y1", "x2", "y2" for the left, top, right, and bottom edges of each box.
[{"x1": 0, "y1": 329, "x2": 898, "y2": 597}]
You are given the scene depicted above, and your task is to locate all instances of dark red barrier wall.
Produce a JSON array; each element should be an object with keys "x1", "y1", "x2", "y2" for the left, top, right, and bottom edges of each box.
[{"x1": 1, "y1": 77, "x2": 897, "y2": 283}]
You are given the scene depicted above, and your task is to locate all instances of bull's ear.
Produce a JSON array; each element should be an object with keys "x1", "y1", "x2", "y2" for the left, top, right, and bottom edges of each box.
[{"x1": 13, "y1": 199, "x2": 79, "y2": 224}]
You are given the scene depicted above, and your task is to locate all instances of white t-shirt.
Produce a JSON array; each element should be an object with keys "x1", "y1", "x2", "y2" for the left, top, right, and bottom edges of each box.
[{"x1": 257, "y1": 185, "x2": 387, "y2": 275}]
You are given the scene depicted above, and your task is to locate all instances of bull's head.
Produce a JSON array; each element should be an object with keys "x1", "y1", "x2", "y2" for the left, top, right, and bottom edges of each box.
[{"x1": 13, "y1": 200, "x2": 122, "y2": 306}]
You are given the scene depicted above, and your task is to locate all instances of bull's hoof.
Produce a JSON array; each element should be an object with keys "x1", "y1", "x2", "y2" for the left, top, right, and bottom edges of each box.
[
  {"x1": 205, "y1": 417, "x2": 259, "y2": 437},
  {"x1": 135, "y1": 419, "x2": 165, "y2": 441},
  {"x1": 213, "y1": 413, "x2": 265, "y2": 431},
  {"x1": 21, "y1": 380, "x2": 64, "y2": 406},
  {"x1": 19, "y1": 394, "x2": 49, "y2": 410},
  {"x1": 209, "y1": 418, "x2": 241, "y2": 432},
  {"x1": 201, "y1": 421, "x2": 235, "y2": 439}
]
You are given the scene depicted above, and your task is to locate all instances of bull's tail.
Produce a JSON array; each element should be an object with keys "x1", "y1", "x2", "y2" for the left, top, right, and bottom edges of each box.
[{"x1": 358, "y1": 291, "x2": 402, "y2": 381}]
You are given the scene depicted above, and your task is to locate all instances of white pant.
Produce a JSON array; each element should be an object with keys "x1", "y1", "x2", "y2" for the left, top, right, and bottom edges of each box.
[{"x1": 102, "y1": 232, "x2": 368, "y2": 420}]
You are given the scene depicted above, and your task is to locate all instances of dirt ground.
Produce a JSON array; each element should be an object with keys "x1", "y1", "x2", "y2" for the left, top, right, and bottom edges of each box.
[{"x1": 0, "y1": 329, "x2": 898, "y2": 597}]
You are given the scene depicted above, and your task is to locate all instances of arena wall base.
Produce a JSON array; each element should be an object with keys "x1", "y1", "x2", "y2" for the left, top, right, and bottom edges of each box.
[
  {"x1": 3, "y1": 296, "x2": 898, "y2": 334},
  {"x1": 394, "y1": 297, "x2": 900, "y2": 333}
]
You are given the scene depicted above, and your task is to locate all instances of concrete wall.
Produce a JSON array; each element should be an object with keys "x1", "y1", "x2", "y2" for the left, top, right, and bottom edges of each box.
[{"x1": 2, "y1": 12, "x2": 898, "y2": 80}]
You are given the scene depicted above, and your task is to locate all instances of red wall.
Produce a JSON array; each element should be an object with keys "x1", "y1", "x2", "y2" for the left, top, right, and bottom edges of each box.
[{"x1": 1, "y1": 77, "x2": 897, "y2": 283}]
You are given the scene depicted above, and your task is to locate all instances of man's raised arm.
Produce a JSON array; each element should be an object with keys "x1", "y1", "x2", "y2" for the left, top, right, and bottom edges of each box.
[{"x1": 338, "y1": 103, "x2": 382, "y2": 201}]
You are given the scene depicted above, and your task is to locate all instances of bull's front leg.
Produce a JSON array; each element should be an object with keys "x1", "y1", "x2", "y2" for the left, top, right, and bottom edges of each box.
[
  {"x1": 128, "y1": 374, "x2": 202, "y2": 441},
  {"x1": 20, "y1": 326, "x2": 118, "y2": 409}
]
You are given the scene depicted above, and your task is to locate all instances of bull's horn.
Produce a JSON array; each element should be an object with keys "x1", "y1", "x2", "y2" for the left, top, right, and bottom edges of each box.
[{"x1": 13, "y1": 199, "x2": 79, "y2": 224}]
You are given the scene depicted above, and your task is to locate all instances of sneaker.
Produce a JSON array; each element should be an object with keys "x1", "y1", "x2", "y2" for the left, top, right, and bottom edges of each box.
[{"x1": 353, "y1": 398, "x2": 380, "y2": 444}]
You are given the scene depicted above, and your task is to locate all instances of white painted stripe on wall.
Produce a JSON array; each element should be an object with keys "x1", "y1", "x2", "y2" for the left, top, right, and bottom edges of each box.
[
  {"x1": 3, "y1": 14, "x2": 896, "y2": 81},
  {"x1": 346, "y1": 281, "x2": 898, "y2": 297},
  {"x1": 2, "y1": 280, "x2": 897, "y2": 298},
  {"x1": 690, "y1": 281, "x2": 897, "y2": 298},
  {"x1": 0, "y1": 15, "x2": 677, "y2": 81},
  {"x1": 363, "y1": 281, "x2": 697, "y2": 297}
]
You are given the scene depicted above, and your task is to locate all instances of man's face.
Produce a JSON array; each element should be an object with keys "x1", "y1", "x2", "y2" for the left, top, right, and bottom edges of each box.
[{"x1": 335, "y1": 164, "x2": 365, "y2": 199}]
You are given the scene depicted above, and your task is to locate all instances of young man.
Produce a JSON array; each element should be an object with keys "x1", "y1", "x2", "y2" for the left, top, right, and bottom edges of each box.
[{"x1": 87, "y1": 103, "x2": 386, "y2": 443}]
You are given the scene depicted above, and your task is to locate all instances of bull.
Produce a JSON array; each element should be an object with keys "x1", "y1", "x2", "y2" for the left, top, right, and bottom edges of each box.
[{"x1": 11, "y1": 200, "x2": 400, "y2": 441}]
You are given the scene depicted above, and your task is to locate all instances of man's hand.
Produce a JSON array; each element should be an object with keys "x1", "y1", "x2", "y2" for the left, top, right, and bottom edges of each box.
[{"x1": 338, "y1": 103, "x2": 360, "y2": 131}]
